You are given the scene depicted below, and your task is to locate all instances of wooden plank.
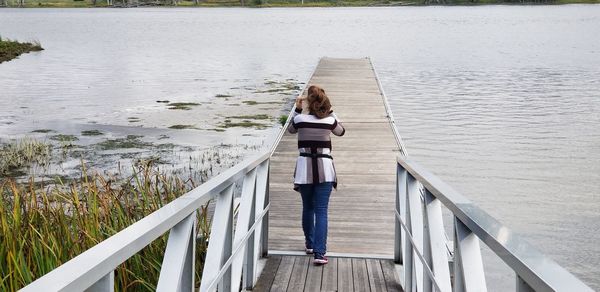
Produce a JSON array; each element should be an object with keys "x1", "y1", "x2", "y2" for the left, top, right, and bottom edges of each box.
[
  {"x1": 270, "y1": 256, "x2": 295, "y2": 292},
  {"x1": 366, "y1": 259, "x2": 388, "y2": 292},
  {"x1": 304, "y1": 259, "x2": 323, "y2": 292},
  {"x1": 252, "y1": 256, "x2": 282, "y2": 292},
  {"x1": 352, "y1": 258, "x2": 370, "y2": 292},
  {"x1": 338, "y1": 258, "x2": 354, "y2": 292},
  {"x1": 287, "y1": 256, "x2": 310, "y2": 291},
  {"x1": 380, "y1": 260, "x2": 403, "y2": 292},
  {"x1": 321, "y1": 258, "x2": 338, "y2": 292}
]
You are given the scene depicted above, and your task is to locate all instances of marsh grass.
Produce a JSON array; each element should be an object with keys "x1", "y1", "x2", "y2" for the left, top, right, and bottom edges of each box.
[
  {"x1": 0, "y1": 163, "x2": 211, "y2": 291},
  {"x1": 0, "y1": 138, "x2": 51, "y2": 176},
  {"x1": 0, "y1": 36, "x2": 43, "y2": 64}
]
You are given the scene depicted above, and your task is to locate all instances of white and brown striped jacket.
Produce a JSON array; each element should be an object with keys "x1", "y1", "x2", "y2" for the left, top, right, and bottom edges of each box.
[{"x1": 287, "y1": 108, "x2": 346, "y2": 189}]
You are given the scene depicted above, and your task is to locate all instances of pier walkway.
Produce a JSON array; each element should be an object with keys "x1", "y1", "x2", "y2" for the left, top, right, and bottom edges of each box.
[
  {"x1": 269, "y1": 57, "x2": 400, "y2": 256},
  {"x1": 20, "y1": 58, "x2": 593, "y2": 292}
]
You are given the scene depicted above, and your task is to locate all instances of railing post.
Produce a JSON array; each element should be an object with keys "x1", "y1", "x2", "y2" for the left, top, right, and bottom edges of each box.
[
  {"x1": 395, "y1": 163, "x2": 407, "y2": 264},
  {"x1": 250, "y1": 160, "x2": 270, "y2": 289},
  {"x1": 243, "y1": 174, "x2": 258, "y2": 290},
  {"x1": 424, "y1": 190, "x2": 452, "y2": 292},
  {"x1": 453, "y1": 217, "x2": 487, "y2": 292},
  {"x1": 157, "y1": 211, "x2": 196, "y2": 292},
  {"x1": 200, "y1": 185, "x2": 234, "y2": 292},
  {"x1": 407, "y1": 174, "x2": 424, "y2": 292},
  {"x1": 85, "y1": 271, "x2": 114, "y2": 292},
  {"x1": 516, "y1": 275, "x2": 535, "y2": 292},
  {"x1": 261, "y1": 162, "x2": 270, "y2": 257},
  {"x1": 402, "y1": 170, "x2": 413, "y2": 291},
  {"x1": 230, "y1": 169, "x2": 257, "y2": 292}
]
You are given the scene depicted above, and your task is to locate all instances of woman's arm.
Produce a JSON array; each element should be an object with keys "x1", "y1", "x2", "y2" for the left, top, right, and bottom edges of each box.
[
  {"x1": 287, "y1": 97, "x2": 303, "y2": 134},
  {"x1": 330, "y1": 112, "x2": 345, "y2": 136}
]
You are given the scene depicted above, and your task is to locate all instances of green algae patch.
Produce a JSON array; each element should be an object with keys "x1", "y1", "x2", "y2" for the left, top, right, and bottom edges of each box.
[
  {"x1": 168, "y1": 124, "x2": 197, "y2": 130},
  {"x1": 81, "y1": 130, "x2": 104, "y2": 136},
  {"x1": 167, "y1": 102, "x2": 201, "y2": 110},
  {"x1": 219, "y1": 120, "x2": 268, "y2": 130},
  {"x1": 50, "y1": 134, "x2": 78, "y2": 142},
  {"x1": 31, "y1": 129, "x2": 54, "y2": 133},
  {"x1": 97, "y1": 135, "x2": 152, "y2": 150},
  {"x1": 227, "y1": 114, "x2": 271, "y2": 120}
]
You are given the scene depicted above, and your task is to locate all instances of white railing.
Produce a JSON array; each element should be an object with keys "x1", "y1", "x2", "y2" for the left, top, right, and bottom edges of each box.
[
  {"x1": 20, "y1": 151, "x2": 271, "y2": 292},
  {"x1": 395, "y1": 156, "x2": 594, "y2": 292}
]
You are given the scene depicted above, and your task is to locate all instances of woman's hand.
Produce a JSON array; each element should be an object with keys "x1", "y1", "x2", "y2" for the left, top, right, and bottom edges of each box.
[{"x1": 295, "y1": 97, "x2": 303, "y2": 109}]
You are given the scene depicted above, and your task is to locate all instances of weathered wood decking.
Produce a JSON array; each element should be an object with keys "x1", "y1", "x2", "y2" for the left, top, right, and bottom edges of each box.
[
  {"x1": 253, "y1": 255, "x2": 402, "y2": 292},
  {"x1": 268, "y1": 57, "x2": 400, "y2": 256}
]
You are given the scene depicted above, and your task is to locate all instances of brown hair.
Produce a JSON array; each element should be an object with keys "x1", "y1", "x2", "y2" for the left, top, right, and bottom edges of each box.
[{"x1": 306, "y1": 85, "x2": 331, "y2": 119}]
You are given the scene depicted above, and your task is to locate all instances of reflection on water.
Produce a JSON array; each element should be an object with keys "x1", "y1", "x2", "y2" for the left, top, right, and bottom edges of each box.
[{"x1": 1, "y1": 6, "x2": 599, "y2": 290}]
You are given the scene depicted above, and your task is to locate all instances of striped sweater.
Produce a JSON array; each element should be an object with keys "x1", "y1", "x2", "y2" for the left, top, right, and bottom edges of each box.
[{"x1": 287, "y1": 108, "x2": 346, "y2": 188}]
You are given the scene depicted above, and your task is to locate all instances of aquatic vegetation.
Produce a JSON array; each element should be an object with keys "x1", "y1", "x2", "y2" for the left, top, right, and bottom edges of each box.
[
  {"x1": 279, "y1": 114, "x2": 288, "y2": 126},
  {"x1": 81, "y1": 130, "x2": 104, "y2": 136},
  {"x1": 31, "y1": 129, "x2": 54, "y2": 133},
  {"x1": 168, "y1": 124, "x2": 197, "y2": 130},
  {"x1": 127, "y1": 117, "x2": 141, "y2": 123},
  {"x1": 219, "y1": 120, "x2": 268, "y2": 129},
  {"x1": 97, "y1": 135, "x2": 152, "y2": 150},
  {"x1": 49, "y1": 134, "x2": 78, "y2": 142},
  {"x1": 243, "y1": 100, "x2": 259, "y2": 105},
  {"x1": 227, "y1": 114, "x2": 271, "y2": 120},
  {"x1": 167, "y1": 102, "x2": 200, "y2": 110},
  {"x1": 215, "y1": 94, "x2": 233, "y2": 98},
  {"x1": 0, "y1": 36, "x2": 43, "y2": 64},
  {"x1": 0, "y1": 138, "x2": 51, "y2": 176},
  {"x1": 155, "y1": 100, "x2": 170, "y2": 103},
  {"x1": 0, "y1": 163, "x2": 211, "y2": 291}
]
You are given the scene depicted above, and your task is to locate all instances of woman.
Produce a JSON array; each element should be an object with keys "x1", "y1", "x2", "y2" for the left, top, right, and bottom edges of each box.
[{"x1": 287, "y1": 85, "x2": 345, "y2": 265}]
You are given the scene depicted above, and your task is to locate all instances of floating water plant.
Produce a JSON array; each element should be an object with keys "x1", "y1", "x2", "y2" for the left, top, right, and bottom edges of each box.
[
  {"x1": 227, "y1": 114, "x2": 271, "y2": 120},
  {"x1": 31, "y1": 129, "x2": 54, "y2": 133},
  {"x1": 97, "y1": 135, "x2": 152, "y2": 150},
  {"x1": 168, "y1": 124, "x2": 197, "y2": 130},
  {"x1": 49, "y1": 134, "x2": 78, "y2": 142},
  {"x1": 167, "y1": 102, "x2": 200, "y2": 110},
  {"x1": 81, "y1": 130, "x2": 104, "y2": 136},
  {"x1": 215, "y1": 94, "x2": 233, "y2": 98}
]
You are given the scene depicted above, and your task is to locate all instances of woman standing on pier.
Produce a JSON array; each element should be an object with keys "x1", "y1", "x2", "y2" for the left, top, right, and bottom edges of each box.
[{"x1": 287, "y1": 85, "x2": 346, "y2": 265}]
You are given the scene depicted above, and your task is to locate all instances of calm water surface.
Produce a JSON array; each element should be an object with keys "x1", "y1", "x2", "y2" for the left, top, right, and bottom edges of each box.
[{"x1": 1, "y1": 6, "x2": 599, "y2": 289}]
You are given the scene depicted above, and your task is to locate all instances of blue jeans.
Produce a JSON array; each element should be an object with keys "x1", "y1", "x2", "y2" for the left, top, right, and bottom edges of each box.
[{"x1": 298, "y1": 182, "x2": 333, "y2": 256}]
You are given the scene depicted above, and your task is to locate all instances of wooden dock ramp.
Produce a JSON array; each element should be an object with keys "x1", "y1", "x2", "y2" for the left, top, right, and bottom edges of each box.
[{"x1": 258, "y1": 57, "x2": 403, "y2": 291}]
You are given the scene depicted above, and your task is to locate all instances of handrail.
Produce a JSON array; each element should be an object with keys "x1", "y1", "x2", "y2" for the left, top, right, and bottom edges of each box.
[
  {"x1": 20, "y1": 150, "x2": 271, "y2": 292},
  {"x1": 395, "y1": 155, "x2": 593, "y2": 292},
  {"x1": 369, "y1": 58, "x2": 409, "y2": 157},
  {"x1": 269, "y1": 59, "x2": 319, "y2": 156}
]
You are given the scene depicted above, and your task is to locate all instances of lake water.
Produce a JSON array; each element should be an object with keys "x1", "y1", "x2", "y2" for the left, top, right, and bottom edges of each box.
[{"x1": 1, "y1": 6, "x2": 599, "y2": 290}]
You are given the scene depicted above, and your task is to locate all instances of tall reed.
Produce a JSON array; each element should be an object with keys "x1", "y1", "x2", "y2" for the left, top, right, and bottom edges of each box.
[{"x1": 0, "y1": 162, "x2": 211, "y2": 291}]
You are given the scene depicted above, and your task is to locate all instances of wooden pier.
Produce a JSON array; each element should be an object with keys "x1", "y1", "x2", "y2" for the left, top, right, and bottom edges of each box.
[{"x1": 262, "y1": 58, "x2": 403, "y2": 291}]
